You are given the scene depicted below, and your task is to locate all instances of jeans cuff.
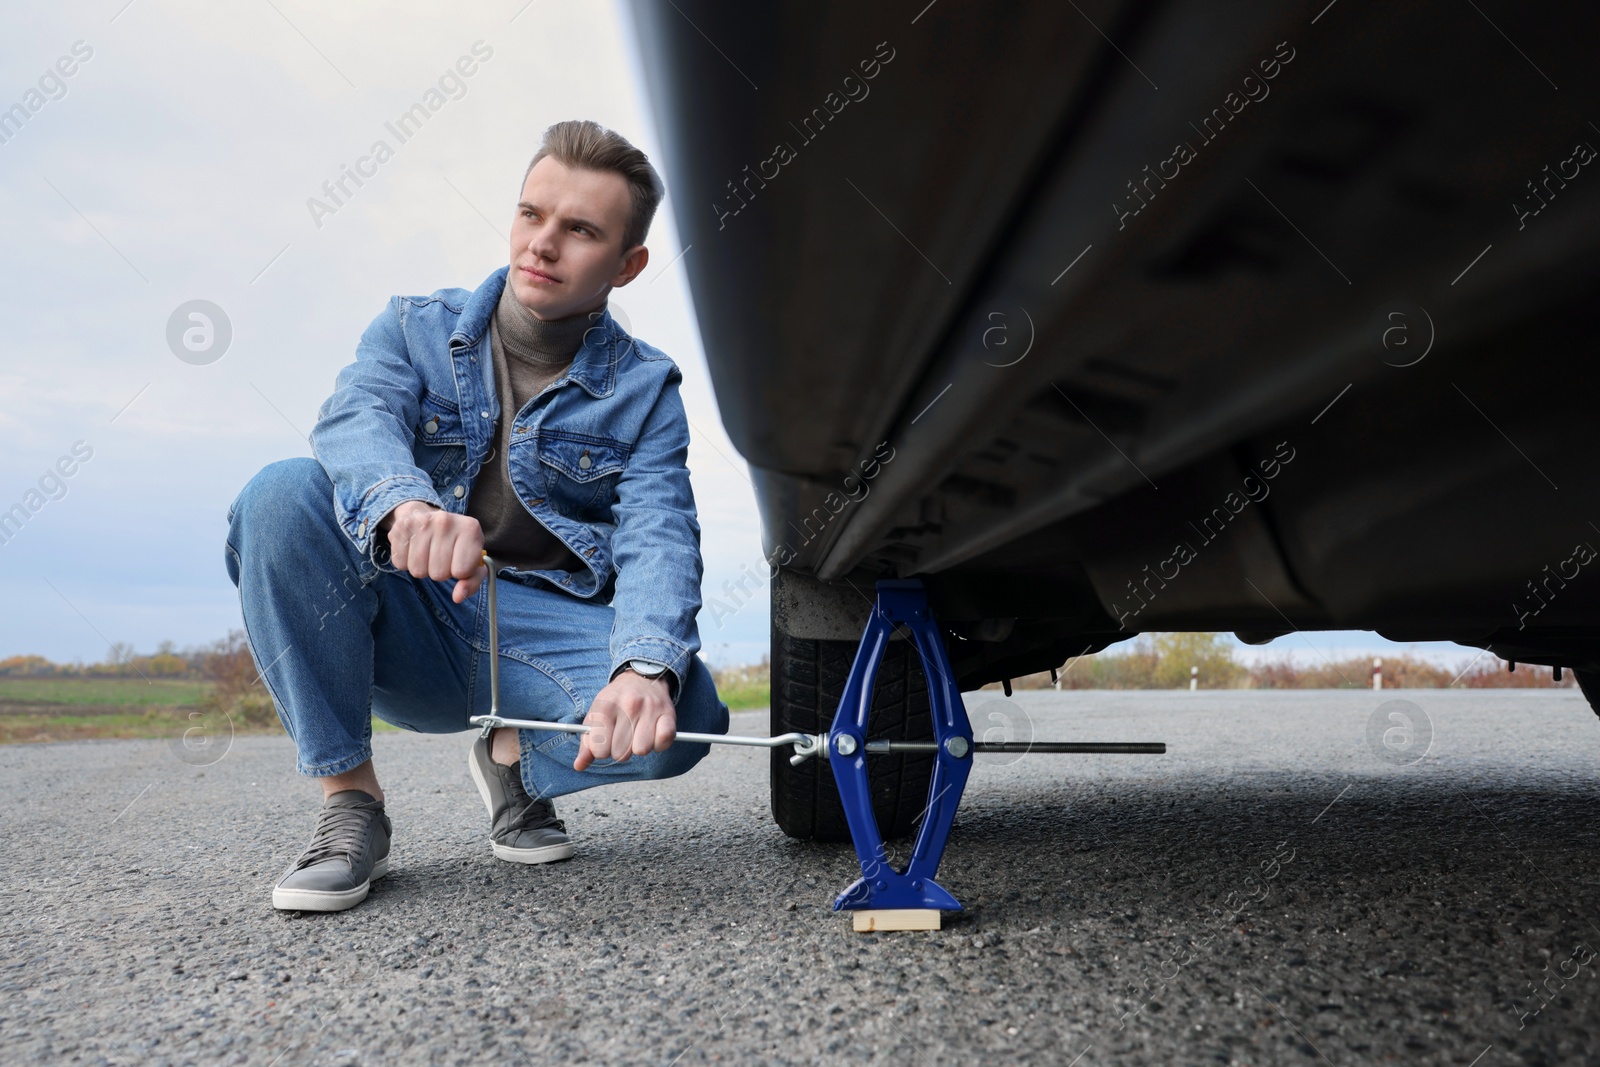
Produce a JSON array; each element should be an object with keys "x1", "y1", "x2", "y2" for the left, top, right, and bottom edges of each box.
[{"x1": 297, "y1": 745, "x2": 374, "y2": 778}]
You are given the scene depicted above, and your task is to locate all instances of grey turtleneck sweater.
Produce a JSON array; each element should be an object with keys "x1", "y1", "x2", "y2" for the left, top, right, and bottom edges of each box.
[{"x1": 464, "y1": 281, "x2": 601, "y2": 572}]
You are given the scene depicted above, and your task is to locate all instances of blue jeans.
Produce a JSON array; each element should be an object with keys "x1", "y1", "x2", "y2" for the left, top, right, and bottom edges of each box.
[{"x1": 223, "y1": 457, "x2": 729, "y2": 800}]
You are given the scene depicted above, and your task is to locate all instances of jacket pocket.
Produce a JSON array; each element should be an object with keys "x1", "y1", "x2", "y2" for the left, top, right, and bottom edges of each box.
[
  {"x1": 537, "y1": 430, "x2": 628, "y2": 515},
  {"x1": 414, "y1": 389, "x2": 467, "y2": 485}
]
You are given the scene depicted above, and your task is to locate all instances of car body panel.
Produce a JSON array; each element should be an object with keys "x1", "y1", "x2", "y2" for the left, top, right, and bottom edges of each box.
[{"x1": 629, "y1": 0, "x2": 1600, "y2": 684}]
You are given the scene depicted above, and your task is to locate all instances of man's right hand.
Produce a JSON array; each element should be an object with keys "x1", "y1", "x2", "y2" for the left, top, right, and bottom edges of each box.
[{"x1": 381, "y1": 500, "x2": 486, "y2": 603}]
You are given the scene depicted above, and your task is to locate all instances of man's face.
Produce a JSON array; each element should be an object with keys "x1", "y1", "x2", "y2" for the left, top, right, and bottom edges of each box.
[{"x1": 508, "y1": 156, "x2": 649, "y2": 321}]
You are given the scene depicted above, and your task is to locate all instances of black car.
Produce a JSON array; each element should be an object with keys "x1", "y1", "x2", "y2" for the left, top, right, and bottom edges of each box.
[{"x1": 628, "y1": 0, "x2": 1600, "y2": 840}]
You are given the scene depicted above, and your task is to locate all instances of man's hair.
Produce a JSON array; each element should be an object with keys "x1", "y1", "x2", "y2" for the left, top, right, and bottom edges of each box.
[{"x1": 523, "y1": 120, "x2": 665, "y2": 251}]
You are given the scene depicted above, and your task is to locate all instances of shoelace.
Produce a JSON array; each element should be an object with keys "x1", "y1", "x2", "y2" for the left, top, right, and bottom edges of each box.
[
  {"x1": 293, "y1": 804, "x2": 380, "y2": 870},
  {"x1": 498, "y1": 767, "x2": 566, "y2": 834}
]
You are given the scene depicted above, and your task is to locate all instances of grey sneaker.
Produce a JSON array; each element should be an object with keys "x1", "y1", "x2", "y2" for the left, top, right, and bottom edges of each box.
[
  {"x1": 271, "y1": 789, "x2": 391, "y2": 912},
  {"x1": 468, "y1": 735, "x2": 574, "y2": 864}
]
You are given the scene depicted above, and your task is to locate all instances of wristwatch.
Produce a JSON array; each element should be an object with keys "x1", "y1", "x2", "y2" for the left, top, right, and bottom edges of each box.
[
  {"x1": 623, "y1": 659, "x2": 667, "y2": 680},
  {"x1": 615, "y1": 658, "x2": 676, "y2": 699}
]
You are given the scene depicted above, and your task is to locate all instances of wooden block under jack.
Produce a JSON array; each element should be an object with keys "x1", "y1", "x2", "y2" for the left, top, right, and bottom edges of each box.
[{"x1": 852, "y1": 909, "x2": 942, "y2": 932}]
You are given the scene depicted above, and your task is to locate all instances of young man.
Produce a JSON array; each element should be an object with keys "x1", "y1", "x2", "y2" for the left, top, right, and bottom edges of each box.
[{"x1": 225, "y1": 120, "x2": 728, "y2": 912}]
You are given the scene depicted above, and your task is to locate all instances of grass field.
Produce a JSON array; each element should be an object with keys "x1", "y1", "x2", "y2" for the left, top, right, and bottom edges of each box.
[
  {"x1": 0, "y1": 677, "x2": 222, "y2": 745},
  {"x1": 0, "y1": 677, "x2": 211, "y2": 707},
  {"x1": 0, "y1": 710, "x2": 216, "y2": 745},
  {"x1": 717, "y1": 680, "x2": 770, "y2": 711},
  {"x1": 0, "y1": 675, "x2": 769, "y2": 745},
  {"x1": 0, "y1": 675, "x2": 280, "y2": 745}
]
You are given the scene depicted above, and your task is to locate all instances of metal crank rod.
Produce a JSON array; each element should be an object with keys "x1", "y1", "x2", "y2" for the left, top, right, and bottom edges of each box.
[
  {"x1": 471, "y1": 713, "x2": 827, "y2": 765},
  {"x1": 863, "y1": 740, "x2": 1166, "y2": 755},
  {"x1": 464, "y1": 551, "x2": 826, "y2": 765}
]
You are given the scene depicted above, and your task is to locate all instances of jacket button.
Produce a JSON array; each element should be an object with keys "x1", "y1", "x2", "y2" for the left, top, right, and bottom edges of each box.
[
  {"x1": 359, "y1": 519, "x2": 368, "y2": 536},
  {"x1": 424, "y1": 419, "x2": 438, "y2": 435},
  {"x1": 578, "y1": 452, "x2": 592, "y2": 470},
  {"x1": 453, "y1": 485, "x2": 465, "y2": 499},
  {"x1": 481, "y1": 411, "x2": 489, "y2": 418}
]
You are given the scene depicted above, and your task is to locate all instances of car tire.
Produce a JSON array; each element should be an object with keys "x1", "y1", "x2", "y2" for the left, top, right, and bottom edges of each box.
[
  {"x1": 769, "y1": 621, "x2": 935, "y2": 842},
  {"x1": 1575, "y1": 670, "x2": 1600, "y2": 718}
]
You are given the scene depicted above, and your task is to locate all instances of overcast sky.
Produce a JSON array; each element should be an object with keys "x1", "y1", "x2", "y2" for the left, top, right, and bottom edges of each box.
[
  {"x1": 0, "y1": 0, "x2": 772, "y2": 668},
  {"x1": 0, "y1": 0, "x2": 1462, "y2": 673}
]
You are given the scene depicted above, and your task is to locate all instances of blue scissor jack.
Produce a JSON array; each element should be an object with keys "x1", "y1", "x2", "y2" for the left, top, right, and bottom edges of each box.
[
  {"x1": 466, "y1": 556, "x2": 1161, "y2": 933},
  {"x1": 827, "y1": 579, "x2": 1165, "y2": 932}
]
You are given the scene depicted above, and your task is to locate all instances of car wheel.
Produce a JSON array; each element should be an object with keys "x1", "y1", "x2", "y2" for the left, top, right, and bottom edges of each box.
[
  {"x1": 1575, "y1": 670, "x2": 1600, "y2": 718},
  {"x1": 769, "y1": 620, "x2": 935, "y2": 842}
]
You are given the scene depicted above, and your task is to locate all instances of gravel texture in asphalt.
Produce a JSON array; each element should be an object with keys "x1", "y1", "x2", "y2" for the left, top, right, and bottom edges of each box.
[{"x1": 5, "y1": 689, "x2": 1600, "y2": 1065}]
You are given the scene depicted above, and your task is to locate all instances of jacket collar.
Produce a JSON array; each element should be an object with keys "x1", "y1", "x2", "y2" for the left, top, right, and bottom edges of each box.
[{"x1": 450, "y1": 265, "x2": 619, "y2": 399}]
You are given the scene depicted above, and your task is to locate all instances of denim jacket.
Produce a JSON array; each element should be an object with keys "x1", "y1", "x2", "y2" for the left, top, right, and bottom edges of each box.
[{"x1": 308, "y1": 264, "x2": 703, "y2": 694}]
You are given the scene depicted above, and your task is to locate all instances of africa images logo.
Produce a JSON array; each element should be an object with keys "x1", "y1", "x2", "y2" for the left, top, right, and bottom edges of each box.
[
  {"x1": 0, "y1": 40, "x2": 94, "y2": 148},
  {"x1": 1113, "y1": 40, "x2": 1296, "y2": 230},
  {"x1": 305, "y1": 40, "x2": 494, "y2": 229},
  {"x1": 0, "y1": 440, "x2": 94, "y2": 548},
  {"x1": 711, "y1": 41, "x2": 896, "y2": 230}
]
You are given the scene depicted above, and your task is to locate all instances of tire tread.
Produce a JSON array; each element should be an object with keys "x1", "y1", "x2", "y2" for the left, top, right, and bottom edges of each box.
[{"x1": 770, "y1": 625, "x2": 935, "y2": 842}]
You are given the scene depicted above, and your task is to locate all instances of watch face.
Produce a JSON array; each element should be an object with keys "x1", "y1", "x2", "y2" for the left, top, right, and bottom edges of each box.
[{"x1": 629, "y1": 659, "x2": 665, "y2": 677}]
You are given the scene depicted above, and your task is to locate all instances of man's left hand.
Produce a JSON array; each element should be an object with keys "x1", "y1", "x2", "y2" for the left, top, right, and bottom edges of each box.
[{"x1": 574, "y1": 670, "x2": 675, "y2": 770}]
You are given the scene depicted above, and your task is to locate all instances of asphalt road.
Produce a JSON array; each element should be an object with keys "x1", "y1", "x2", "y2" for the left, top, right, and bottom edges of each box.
[{"x1": 5, "y1": 689, "x2": 1600, "y2": 1066}]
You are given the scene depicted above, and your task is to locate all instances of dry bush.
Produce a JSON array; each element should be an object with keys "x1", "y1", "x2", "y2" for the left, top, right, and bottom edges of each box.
[
  {"x1": 1245, "y1": 653, "x2": 1454, "y2": 689},
  {"x1": 0, "y1": 654, "x2": 58, "y2": 676},
  {"x1": 981, "y1": 637, "x2": 1580, "y2": 691},
  {"x1": 997, "y1": 633, "x2": 1242, "y2": 690},
  {"x1": 195, "y1": 628, "x2": 284, "y2": 730},
  {"x1": 712, "y1": 655, "x2": 769, "y2": 691}
]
